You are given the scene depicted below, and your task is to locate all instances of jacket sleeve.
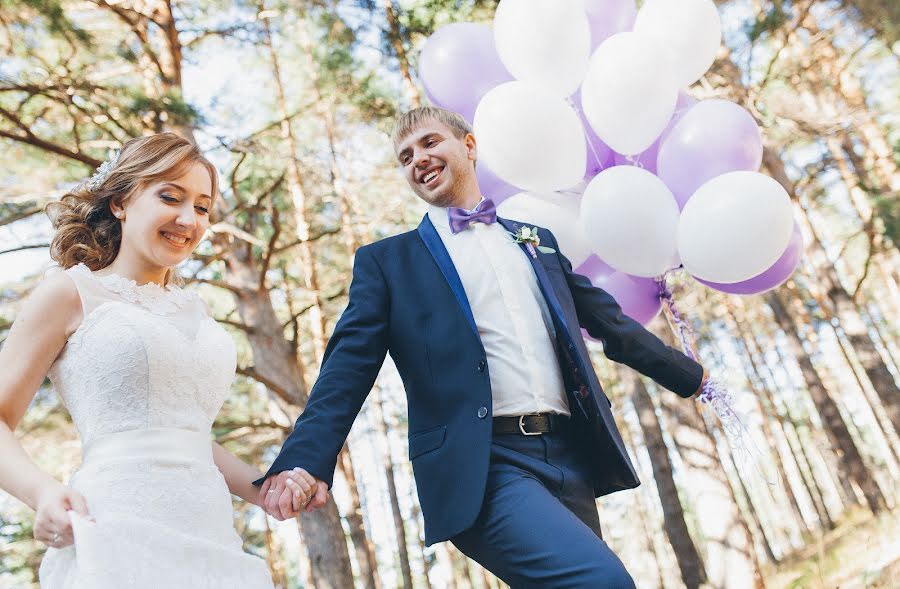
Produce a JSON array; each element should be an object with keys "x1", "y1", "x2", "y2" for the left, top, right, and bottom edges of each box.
[
  {"x1": 543, "y1": 230, "x2": 704, "y2": 398},
  {"x1": 255, "y1": 245, "x2": 390, "y2": 487}
]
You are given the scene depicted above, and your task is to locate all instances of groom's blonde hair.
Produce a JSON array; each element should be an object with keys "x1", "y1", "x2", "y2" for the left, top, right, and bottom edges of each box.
[{"x1": 391, "y1": 106, "x2": 473, "y2": 151}]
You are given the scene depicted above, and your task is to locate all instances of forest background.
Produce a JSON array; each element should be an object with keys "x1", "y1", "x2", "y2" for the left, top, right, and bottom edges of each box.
[{"x1": 1, "y1": 0, "x2": 898, "y2": 587}]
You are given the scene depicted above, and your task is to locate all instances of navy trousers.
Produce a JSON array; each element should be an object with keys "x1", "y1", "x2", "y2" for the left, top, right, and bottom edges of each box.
[{"x1": 451, "y1": 427, "x2": 636, "y2": 588}]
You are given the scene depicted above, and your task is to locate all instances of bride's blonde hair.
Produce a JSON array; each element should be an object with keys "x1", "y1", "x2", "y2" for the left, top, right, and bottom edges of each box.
[{"x1": 47, "y1": 133, "x2": 218, "y2": 272}]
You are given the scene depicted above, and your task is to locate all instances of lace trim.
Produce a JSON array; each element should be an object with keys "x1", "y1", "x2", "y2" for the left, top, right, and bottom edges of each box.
[{"x1": 72, "y1": 263, "x2": 196, "y2": 316}]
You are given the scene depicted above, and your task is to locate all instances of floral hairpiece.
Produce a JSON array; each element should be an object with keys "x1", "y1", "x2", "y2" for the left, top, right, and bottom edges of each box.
[{"x1": 81, "y1": 150, "x2": 121, "y2": 192}]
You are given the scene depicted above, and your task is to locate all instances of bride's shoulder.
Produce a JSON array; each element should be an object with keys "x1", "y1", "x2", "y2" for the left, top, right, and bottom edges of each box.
[
  {"x1": 22, "y1": 267, "x2": 83, "y2": 335},
  {"x1": 35, "y1": 266, "x2": 81, "y2": 301}
]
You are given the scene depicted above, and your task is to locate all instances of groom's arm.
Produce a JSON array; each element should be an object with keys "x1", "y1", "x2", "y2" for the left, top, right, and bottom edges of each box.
[
  {"x1": 542, "y1": 231, "x2": 705, "y2": 398},
  {"x1": 256, "y1": 245, "x2": 391, "y2": 488}
]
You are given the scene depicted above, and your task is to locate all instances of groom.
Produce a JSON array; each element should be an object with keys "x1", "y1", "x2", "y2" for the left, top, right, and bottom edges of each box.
[{"x1": 259, "y1": 106, "x2": 706, "y2": 586}]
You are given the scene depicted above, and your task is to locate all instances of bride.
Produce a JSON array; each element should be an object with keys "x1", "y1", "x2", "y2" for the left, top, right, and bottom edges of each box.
[{"x1": 0, "y1": 133, "x2": 314, "y2": 587}]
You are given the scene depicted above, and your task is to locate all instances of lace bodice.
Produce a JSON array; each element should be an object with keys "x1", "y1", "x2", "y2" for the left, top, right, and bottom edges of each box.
[{"x1": 48, "y1": 264, "x2": 237, "y2": 446}]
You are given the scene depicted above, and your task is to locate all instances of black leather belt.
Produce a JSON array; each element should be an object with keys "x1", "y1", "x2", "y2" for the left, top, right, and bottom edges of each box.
[{"x1": 493, "y1": 413, "x2": 566, "y2": 436}]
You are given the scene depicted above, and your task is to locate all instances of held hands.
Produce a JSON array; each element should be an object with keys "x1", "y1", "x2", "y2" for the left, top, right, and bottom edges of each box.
[
  {"x1": 33, "y1": 483, "x2": 93, "y2": 548},
  {"x1": 258, "y1": 468, "x2": 328, "y2": 520}
]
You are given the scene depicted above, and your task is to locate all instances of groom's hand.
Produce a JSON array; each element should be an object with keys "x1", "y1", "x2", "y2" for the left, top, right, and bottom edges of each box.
[{"x1": 261, "y1": 468, "x2": 327, "y2": 520}]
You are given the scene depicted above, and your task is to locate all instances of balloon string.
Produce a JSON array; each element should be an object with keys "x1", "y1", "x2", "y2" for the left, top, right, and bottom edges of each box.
[
  {"x1": 566, "y1": 95, "x2": 607, "y2": 174},
  {"x1": 625, "y1": 153, "x2": 644, "y2": 170},
  {"x1": 656, "y1": 272, "x2": 773, "y2": 484}
]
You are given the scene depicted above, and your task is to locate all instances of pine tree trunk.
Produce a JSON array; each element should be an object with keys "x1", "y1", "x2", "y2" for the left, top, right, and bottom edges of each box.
[
  {"x1": 382, "y1": 0, "x2": 422, "y2": 107},
  {"x1": 763, "y1": 139, "x2": 900, "y2": 434},
  {"x1": 217, "y1": 235, "x2": 354, "y2": 589},
  {"x1": 725, "y1": 307, "x2": 814, "y2": 537},
  {"x1": 264, "y1": 516, "x2": 288, "y2": 588},
  {"x1": 457, "y1": 548, "x2": 476, "y2": 589},
  {"x1": 760, "y1": 312, "x2": 851, "y2": 519},
  {"x1": 627, "y1": 370, "x2": 707, "y2": 588},
  {"x1": 405, "y1": 460, "x2": 434, "y2": 589},
  {"x1": 339, "y1": 445, "x2": 380, "y2": 589},
  {"x1": 651, "y1": 319, "x2": 765, "y2": 588},
  {"x1": 372, "y1": 389, "x2": 414, "y2": 589},
  {"x1": 657, "y1": 388, "x2": 765, "y2": 588},
  {"x1": 766, "y1": 290, "x2": 887, "y2": 514}
]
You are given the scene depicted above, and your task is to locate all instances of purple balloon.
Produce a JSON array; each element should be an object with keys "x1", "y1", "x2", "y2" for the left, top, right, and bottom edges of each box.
[
  {"x1": 419, "y1": 23, "x2": 514, "y2": 122},
  {"x1": 657, "y1": 99, "x2": 763, "y2": 209},
  {"x1": 695, "y1": 223, "x2": 802, "y2": 295},
  {"x1": 584, "y1": 0, "x2": 638, "y2": 49},
  {"x1": 575, "y1": 256, "x2": 663, "y2": 326},
  {"x1": 476, "y1": 163, "x2": 519, "y2": 206},
  {"x1": 612, "y1": 92, "x2": 697, "y2": 174}
]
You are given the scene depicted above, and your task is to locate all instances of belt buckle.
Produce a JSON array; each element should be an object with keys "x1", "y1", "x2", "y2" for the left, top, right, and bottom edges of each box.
[{"x1": 518, "y1": 414, "x2": 543, "y2": 436}]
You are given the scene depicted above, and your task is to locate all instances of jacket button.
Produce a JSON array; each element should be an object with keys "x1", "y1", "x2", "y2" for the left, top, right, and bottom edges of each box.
[
  {"x1": 477, "y1": 406, "x2": 488, "y2": 419},
  {"x1": 477, "y1": 359, "x2": 486, "y2": 372}
]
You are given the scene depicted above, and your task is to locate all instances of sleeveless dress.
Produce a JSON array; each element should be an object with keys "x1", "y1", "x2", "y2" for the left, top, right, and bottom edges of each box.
[{"x1": 38, "y1": 263, "x2": 274, "y2": 589}]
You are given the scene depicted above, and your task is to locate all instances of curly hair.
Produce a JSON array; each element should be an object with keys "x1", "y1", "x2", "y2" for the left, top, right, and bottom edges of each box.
[{"x1": 46, "y1": 133, "x2": 218, "y2": 272}]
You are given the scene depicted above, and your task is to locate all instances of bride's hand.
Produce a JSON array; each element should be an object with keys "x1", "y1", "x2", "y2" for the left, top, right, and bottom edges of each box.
[
  {"x1": 260, "y1": 468, "x2": 321, "y2": 520},
  {"x1": 33, "y1": 483, "x2": 92, "y2": 548}
]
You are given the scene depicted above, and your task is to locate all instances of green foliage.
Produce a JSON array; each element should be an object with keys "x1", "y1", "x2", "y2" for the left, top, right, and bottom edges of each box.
[
  {"x1": 129, "y1": 91, "x2": 205, "y2": 129},
  {"x1": 745, "y1": 2, "x2": 790, "y2": 43},
  {"x1": 15, "y1": 0, "x2": 91, "y2": 44},
  {"x1": 872, "y1": 190, "x2": 899, "y2": 246}
]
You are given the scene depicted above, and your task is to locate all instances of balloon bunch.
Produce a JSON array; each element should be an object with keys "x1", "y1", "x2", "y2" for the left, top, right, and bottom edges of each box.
[
  {"x1": 419, "y1": 0, "x2": 801, "y2": 323},
  {"x1": 420, "y1": 0, "x2": 799, "y2": 438}
]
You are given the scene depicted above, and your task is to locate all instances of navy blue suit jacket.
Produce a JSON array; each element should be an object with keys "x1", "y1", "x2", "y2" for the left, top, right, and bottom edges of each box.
[{"x1": 260, "y1": 215, "x2": 703, "y2": 545}]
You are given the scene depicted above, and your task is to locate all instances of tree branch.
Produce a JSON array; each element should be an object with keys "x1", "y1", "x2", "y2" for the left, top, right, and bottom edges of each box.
[
  {"x1": 0, "y1": 243, "x2": 49, "y2": 256},
  {"x1": 280, "y1": 286, "x2": 348, "y2": 329},
  {"x1": 272, "y1": 227, "x2": 341, "y2": 254},
  {"x1": 207, "y1": 221, "x2": 267, "y2": 247},
  {"x1": 236, "y1": 365, "x2": 290, "y2": 400},
  {"x1": 193, "y1": 277, "x2": 248, "y2": 295},
  {"x1": 214, "y1": 317, "x2": 254, "y2": 333},
  {"x1": 259, "y1": 203, "x2": 282, "y2": 289},
  {"x1": 0, "y1": 122, "x2": 101, "y2": 168},
  {"x1": 852, "y1": 228, "x2": 876, "y2": 300}
]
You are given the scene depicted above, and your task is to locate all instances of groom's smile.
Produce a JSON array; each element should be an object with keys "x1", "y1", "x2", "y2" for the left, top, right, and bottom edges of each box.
[{"x1": 420, "y1": 164, "x2": 444, "y2": 189}]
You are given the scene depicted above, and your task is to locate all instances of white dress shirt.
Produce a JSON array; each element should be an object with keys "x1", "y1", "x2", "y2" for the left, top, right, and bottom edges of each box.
[{"x1": 427, "y1": 202, "x2": 570, "y2": 417}]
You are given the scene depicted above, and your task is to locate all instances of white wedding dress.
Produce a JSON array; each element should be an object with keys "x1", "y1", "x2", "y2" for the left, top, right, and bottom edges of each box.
[{"x1": 39, "y1": 263, "x2": 274, "y2": 588}]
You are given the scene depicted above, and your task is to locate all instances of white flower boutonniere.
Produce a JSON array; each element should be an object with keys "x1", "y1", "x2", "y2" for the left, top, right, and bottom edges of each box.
[{"x1": 508, "y1": 226, "x2": 556, "y2": 258}]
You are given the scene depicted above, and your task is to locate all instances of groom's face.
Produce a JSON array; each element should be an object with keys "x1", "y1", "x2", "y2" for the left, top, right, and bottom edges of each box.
[{"x1": 396, "y1": 120, "x2": 477, "y2": 208}]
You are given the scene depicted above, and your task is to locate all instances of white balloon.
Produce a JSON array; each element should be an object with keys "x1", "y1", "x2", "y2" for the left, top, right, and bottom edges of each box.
[
  {"x1": 474, "y1": 81, "x2": 586, "y2": 192},
  {"x1": 580, "y1": 166, "x2": 680, "y2": 277},
  {"x1": 634, "y1": 0, "x2": 722, "y2": 88},
  {"x1": 581, "y1": 32, "x2": 678, "y2": 155},
  {"x1": 493, "y1": 0, "x2": 591, "y2": 97},
  {"x1": 678, "y1": 172, "x2": 793, "y2": 283},
  {"x1": 497, "y1": 190, "x2": 592, "y2": 267}
]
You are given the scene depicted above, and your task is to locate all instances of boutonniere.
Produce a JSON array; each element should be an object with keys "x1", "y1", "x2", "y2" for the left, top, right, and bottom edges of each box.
[{"x1": 508, "y1": 225, "x2": 556, "y2": 258}]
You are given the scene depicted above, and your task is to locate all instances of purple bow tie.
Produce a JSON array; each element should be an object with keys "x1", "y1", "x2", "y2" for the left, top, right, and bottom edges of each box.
[{"x1": 447, "y1": 199, "x2": 498, "y2": 234}]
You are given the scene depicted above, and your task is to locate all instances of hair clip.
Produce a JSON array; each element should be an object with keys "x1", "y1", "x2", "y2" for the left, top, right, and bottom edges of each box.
[{"x1": 81, "y1": 149, "x2": 121, "y2": 193}]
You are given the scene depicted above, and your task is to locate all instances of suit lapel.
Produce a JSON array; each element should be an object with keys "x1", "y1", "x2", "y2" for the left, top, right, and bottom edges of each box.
[
  {"x1": 416, "y1": 215, "x2": 479, "y2": 338},
  {"x1": 496, "y1": 218, "x2": 568, "y2": 328}
]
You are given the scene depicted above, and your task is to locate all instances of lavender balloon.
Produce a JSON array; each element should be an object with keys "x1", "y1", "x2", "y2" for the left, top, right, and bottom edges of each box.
[
  {"x1": 584, "y1": 0, "x2": 637, "y2": 49},
  {"x1": 657, "y1": 99, "x2": 763, "y2": 209},
  {"x1": 575, "y1": 256, "x2": 662, "y2": 325},
  {"x1": 419, "y1": 23, "x2": 514, "y2": 122},
  {"x1": 476, "y1": 163, "x2": 519, "y2": 206},
  {"x1": 695, "y1": 223, "x2": 802, "y2": 295},
  {"x1": 612, "y1": 92, "x2": 696, "y2": 174}
]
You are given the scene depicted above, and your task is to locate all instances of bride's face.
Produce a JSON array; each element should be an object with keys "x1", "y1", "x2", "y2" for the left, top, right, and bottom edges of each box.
[{"x1": 112, "y1": 161, "x2": 213, "y2": 270}]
